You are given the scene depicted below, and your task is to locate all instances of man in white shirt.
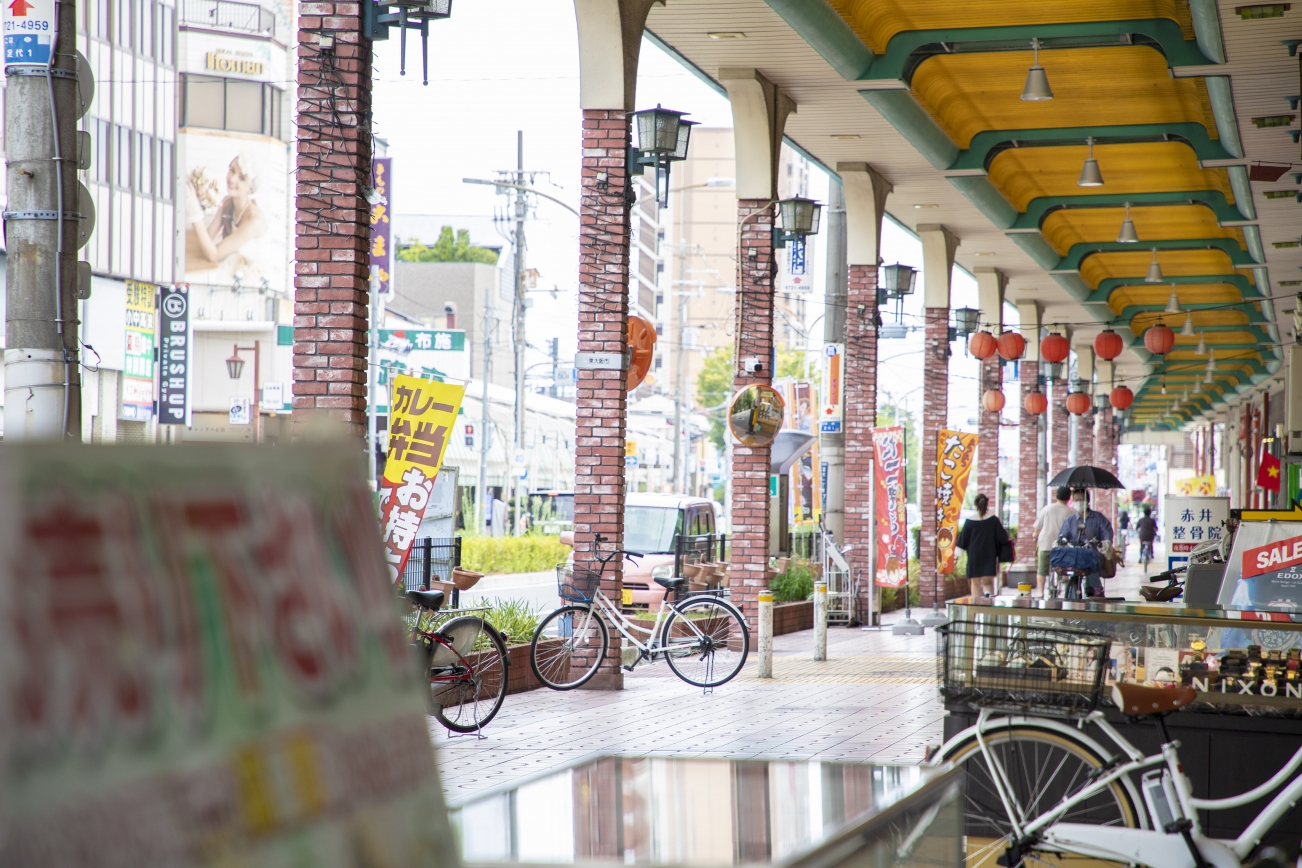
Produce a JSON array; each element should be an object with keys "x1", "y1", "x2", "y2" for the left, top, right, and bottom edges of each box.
[{"x1": 1032, "y1": 486, "x2": 1076, "y2": 595}]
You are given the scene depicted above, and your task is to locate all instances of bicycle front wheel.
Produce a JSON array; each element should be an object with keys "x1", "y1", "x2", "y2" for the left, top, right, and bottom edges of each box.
[
  {"x1": 426, "y1": 616, "x2": 508, "y2": 734},
  {"x1": 939, "y1": 724, "x2": 1140, "y2": 868},
  {"x1": 660, "y1": 597, "x2": 749, "y2": 688},
  {"x1": 530, "y1": 605, "x2": 609, "y2": 690}
]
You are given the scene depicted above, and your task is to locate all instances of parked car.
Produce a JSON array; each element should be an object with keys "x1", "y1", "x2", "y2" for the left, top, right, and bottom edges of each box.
[{"x1": 560, "y1": 493, "x2": 723, "y2": 608}]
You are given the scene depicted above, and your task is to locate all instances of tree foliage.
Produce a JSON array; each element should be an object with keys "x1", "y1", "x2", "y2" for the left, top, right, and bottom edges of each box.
[
  {"x1": 398, "y1": 227, "x2": 500, "y2": 265},
  {"x1": 696, "y1": 346, "x2": 734, "y2": 450}
]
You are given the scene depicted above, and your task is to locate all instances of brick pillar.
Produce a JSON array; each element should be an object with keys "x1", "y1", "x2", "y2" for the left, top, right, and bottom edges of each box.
[
  {"x1": 293, "y1": 7, "x2": 373, "y2": 436},
  {"x1": 573, "y1": 109, "x2": 631, "y2": 690},
  {"x1": 730, "y1": 200, "x2": 776, "y2": 634},
  {"x1": 976, "y1": 354, "x2": 1001, "y2": 497},
  {"x1": 1078, "y1": 410, "x2": 1095, "y2": 476},
  {"x1": 1051, "y1": 376, "x2": 1070, "y2": 478},
  {"x1": 1096, "y1": 409, "x2": 1116, "y2": 522},
  {"x1": 843, "y1": 264, "x2": 877, "y2": 620},
  {"x1": 919, "y1": 308, "x2": 950, "y2": 609},
  {"x1": 1018, "y1": 361, "x2": 1040, "y2": 563}
]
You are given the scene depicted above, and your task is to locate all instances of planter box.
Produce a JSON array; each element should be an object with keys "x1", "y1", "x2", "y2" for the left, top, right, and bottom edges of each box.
[
  {"x1": 505, "y1": 638, "x2": 564, "y2": 695},
  {"x1": 773, "y1": 600, "x2": 813, "y2": 635}
]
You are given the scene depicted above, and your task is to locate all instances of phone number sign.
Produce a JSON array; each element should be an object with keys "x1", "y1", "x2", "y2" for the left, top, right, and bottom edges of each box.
[{"x1": 3, "y1": 0, "x2": 56, "y2": 67}]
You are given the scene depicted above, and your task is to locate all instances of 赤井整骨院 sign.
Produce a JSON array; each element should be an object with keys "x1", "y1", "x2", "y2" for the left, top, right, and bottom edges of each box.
[{"x1": 1240, "y1": 533, "x2": 1302, "y2": 607}]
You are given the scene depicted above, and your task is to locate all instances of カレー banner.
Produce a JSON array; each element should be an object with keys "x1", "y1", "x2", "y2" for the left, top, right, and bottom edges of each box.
[
  {"x1": 380, "y1": 375, "x2": 465, "y2": 585},
  {"x1": 935, "y1": 429, "x2": 977, "y2": 575},
  {"x1": 872, "y1": 426, "x2": 908, "y2": 587}
]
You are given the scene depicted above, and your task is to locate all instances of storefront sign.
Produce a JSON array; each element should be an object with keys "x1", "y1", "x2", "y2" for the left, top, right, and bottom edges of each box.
[
  {"x1": 1175, "y1": 474, "x2": 1217, "y2": 496},
  {"x1": 779, "y1": 236, "x2": 814, "y2": 294},
  {"x1": 229, "y1": 396, "x2": 251, "y2": 425},
  {"x1": 819, "y1": 343, "x2": 843, "y2": 433},
  {"x1": 157, "y1": 283, "x2": 191, "y2": 425},
  {"x1": 122, "y1": 280, "x2": 156, "y2": 421},
  {"x1": 370, "y1": 157, "x2": 392, "y2": 295},
  {"x1": 872, "y1": 426, "x2": 908, "y2": 588},
  {"x1": 935, "y1": 429, "x2": 978, "y2": 575},
  {"x1": 784, "y1": 381, "x2": 820, "y2": 524},
  {"x1": 1163, "y1": 495, "x2": 1229, "y2": 571},
  {"x1": 380, "y1": 375, "x2": 466, "y2": 584},
  {"x1": 2, "y1": 0, "x2": 56, "y2": 66},
  {"x1": 1221, "y1": 519, "x2": 1302, "y2": 612}
]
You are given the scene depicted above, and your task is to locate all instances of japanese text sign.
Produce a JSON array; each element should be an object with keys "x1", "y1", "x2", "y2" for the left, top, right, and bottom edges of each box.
[
  {"x1": 1162, "y1": 495, "x2": 1228, "y2": 560},
  {"x1": 3, "y1": 0, "x2": 56, "y2": 67},
  {"x1": 370, "y1": 157, "x2": 392, "y2": 295},
  {"x1": 934, "y1": 429, "x2": 977, "y2": 575},
  {"x1": 380, "y1": 375, "x2": 466, "y2": 584},
  {"x1": 123, "y1": 280, "x2": 156, "y2": 421},
  {"x1": 0, "y1": 443, "x2": 456, "y2": 865},
  {"x1": 872, "y1": 426, "x2": 908, "y2": 588},
  {"x1": 158, "y1": 283, "x2": 191, "y2": 425}
]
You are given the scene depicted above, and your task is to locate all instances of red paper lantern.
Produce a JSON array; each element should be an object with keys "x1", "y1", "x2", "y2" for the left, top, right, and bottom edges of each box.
[
  {"x1": 997, "y1": 330, "x2": 1026, "y2": 361},
  {"x1": 1065, "y1": 391, "x2": 1092, "y2": 416},
  {"x1": 1110, "y1": 386, "x2": 1134, "y2": 410},
  {"x1": 1040, "y1": 332, "x2": 1069, "y2": 364},
  {"x1": 982, "y1": 389, "x2": 1006, "y2": 413},
  {"x1": 1023, "y1": 390, "x2": 1047, "y2": 416},
  {"x1": 627, "y1": 316, "x2": 657, "y2": 391},
  {"x1": 1143, "y1": 322, "x2": 1175, "y2": 356},
  {"x1": 968, "y1": 330, "x2": 998, "y2": 360},
  {"x1": 1094, "y1": 329, "x2": 1124, "y2": 361}
]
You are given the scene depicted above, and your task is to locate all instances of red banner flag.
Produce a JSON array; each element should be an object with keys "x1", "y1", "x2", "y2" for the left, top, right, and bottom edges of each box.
[
  {"x1": 1257, "y1": 450, "x2": 1282, "y2": 493},
  {"x1": 872, "y1": 426, "x2": 908, "y2": 587}
]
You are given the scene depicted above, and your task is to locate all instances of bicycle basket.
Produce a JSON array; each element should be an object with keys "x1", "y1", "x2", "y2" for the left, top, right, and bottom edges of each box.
[
  {"x1": 557, "y1": 564, "x2": 601, "y2": 603},
  {"x1": 937, "y1": 620, "x2": 1111, "y2": 718},
  {"x1": 1049, "y1": 545, "x2": 1099, "y2": 571}
]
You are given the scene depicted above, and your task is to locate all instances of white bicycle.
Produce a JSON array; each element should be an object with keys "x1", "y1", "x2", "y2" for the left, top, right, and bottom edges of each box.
[{"x1": 931, "y1": 621, "x2": 1302, "y2": 868}]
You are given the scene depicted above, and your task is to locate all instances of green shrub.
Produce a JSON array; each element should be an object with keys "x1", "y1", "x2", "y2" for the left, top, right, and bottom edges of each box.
[
  {"x1": 460, "y1": 535, "x2": 569, "y2": 575},
  {"x1": 482, "y1": 598, "x2": 541, "y2": 645},
  {"x1": 771, "y1": 557, "x2": 816, "y2": 602}
]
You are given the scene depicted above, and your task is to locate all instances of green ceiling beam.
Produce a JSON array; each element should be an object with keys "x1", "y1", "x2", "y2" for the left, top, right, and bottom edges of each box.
[
  {"x1": 859, "y1": 89, "x2": 958, "y2": 169},
  {"x1": 1204, "y1": 76, "x2": 1244, "y2": 158},
  {"x1": 1188, "y1": 0, "x2": 1227, "y2": 64},
  {"x1": 1227, "y1": 165, "x2": 1254, "y2": 220},
  {"x1": 1061, "y1": 237, "x2": 1254, "y2": 271},
  {"x1": 1087, "y1": 273, "x2": 1263, "y2": 304},
  {"x1": 946, "y1": 176, "x2": 1018, "y2": 228},
  {"x1": 1011, "y1": 191, "x2": 1243, "y2": 232},
  {"x1": 763, "y1": 0, "x2": 875, "y2": 80},
  {"x1": 951, "y1": 123, "x2": 1232, "y2": 172},
  {"x1": 1009, "y1": 233, "x2": 1062, "y2": 270}
]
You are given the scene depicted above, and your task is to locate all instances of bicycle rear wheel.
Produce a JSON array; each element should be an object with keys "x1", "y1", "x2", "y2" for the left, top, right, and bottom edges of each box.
[
  {"x1": 939, "y1": 724, "x2": 1140, "y2": 868},
  {"x1": 530, "y1": 605, "x2": 609, "y2": 690},
  {"x1": 660, "y1": 597, "x2": 749, "y2": 688},
  {"x1": 426, "y1": 616, "x2": 508, "y2": 733}
]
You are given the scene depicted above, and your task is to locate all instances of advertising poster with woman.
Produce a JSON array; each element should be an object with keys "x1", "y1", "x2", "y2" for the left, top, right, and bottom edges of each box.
[{"x1": 184, "y1": 135, "x2": 289, "y2": 294}]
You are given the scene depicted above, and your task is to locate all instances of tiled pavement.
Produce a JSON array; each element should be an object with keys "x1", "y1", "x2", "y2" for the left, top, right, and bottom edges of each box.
[{"x1": 432, "y1": 610, "x2": 946, "y2": 805}]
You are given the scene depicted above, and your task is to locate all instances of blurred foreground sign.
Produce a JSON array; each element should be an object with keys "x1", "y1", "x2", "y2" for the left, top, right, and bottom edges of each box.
[{"x1": 0, "y1": 444, "x2": 456, "y2": 867}]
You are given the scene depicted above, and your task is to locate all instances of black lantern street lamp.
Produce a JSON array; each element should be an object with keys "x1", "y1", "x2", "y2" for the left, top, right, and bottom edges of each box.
[
  {"x1": 631, "y1": 104, "x2": 696, "y2": 207},
  {"x1": 226, "y1": 342, "x2": 262, "y2": 443},
  {"x1": 361, "y1": 0, "x2": 453, "y2": 86},
  {"x1": 953, "y1": 306, "x2": 980, "y2": 338},
  {"x1": 225, "y1": 350, "x2": 245, "y2": 381},
  {"x1": 773, "y1": 196, "x2": 822, "y2": 248},
  {"x1": 880, "y1": 262, "x2": 917, "y2": 325}
]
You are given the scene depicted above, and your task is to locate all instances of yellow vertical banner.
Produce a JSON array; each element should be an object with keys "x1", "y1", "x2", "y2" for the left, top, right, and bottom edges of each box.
[
  {"x1": 379, "y1": 375, "x2": 466, "y2": 585},
  {"x1": 935, "y1": 429, "x2": 978, "y2": 575}
]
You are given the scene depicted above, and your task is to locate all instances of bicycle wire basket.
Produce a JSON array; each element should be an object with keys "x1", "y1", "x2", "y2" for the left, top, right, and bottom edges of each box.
[
  {"x1": 938, "y1": 620, "x2": 1112, "y2": 718},
  {"x1": 557, "y1": 564, "x2": 602, "y2": 603}
]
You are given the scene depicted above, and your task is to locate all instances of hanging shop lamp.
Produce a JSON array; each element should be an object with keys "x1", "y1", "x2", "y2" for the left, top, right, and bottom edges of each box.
[
  {"x1": 1093, "y1": 328, "x2": 1123, "y2": 361},
  {"x1": 1110, "y1": 386, "x2": 1134, "y2": 411},
  {"x1": 968, "y1": 330, "x2": 998, "y2": 360},
  {"x1": 983, "y1": 389, "x2": 1007, "y2": 413},
  {"x1": 1116, "y1": 202, "x2": 1139, "y2": 243},
  {"x1": 1020, "y1": 38, "x2": 1053, "y2": 101},
  {"x1": 953, "y1": 306, "x2": 981, "y2": 338},
  {"x1": 1040, "y1": 332, "x2": 1069, "y2": 364},
  {"x1": 1145, "y1": 249, "x2": 1163, "y2": 283},
  {"x1": 1195, "y1": 333, "x2": 1207, "y2": 355},
  {"x1": 1180, "y1": 315, "x2": 1196, "y2": 337},
  {"x1": 997, "y1": 330, "x2": 1027, "y2": 360},
  {"x1": 1023, "y1": 390, "x2": 1048, "y2": 416},
  {"x1": 1078, "y1": 137, "x2": 1104, "y2": 187},
  {"x1": 1207, "y1": 348, "x2": 1217, "y2": 371},
  {"x1": 1144, "y1": 321, "x2": 1175, "y2": 355},
  {"x1": 880, "y1": 263, "x2": 917, "y2": 298},
  {"x1": 1164, "y1": 284, "x2": 1182, "y2": 315},
  {"x1": 1204, "y1": 367, "x2": 1215, "y2": 385}
]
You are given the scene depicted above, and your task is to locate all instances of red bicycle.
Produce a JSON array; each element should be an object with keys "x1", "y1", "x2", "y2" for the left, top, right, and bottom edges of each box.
[{"x1": 405, "y1": 588, "x2": 509, "y2": 734}]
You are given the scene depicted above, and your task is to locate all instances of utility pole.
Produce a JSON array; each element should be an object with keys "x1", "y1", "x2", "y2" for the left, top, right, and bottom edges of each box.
[
  {"x1": 476, "y1": 274, "x2": 494, "y2": 532},
  {"x1": 821, "y1": 179, "x2": 848, "y2": 542},
  {"x1": 512, "y1": 131, "x2": 527, "y2": 536},
  {"x1": 4, "y1": 0, "x2": 84, "y2": 440}
]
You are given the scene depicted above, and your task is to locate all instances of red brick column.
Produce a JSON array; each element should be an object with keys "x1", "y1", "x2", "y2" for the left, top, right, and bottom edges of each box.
[
  {"x1": 843, "y1": 264, "x2": 877, "y2": 620},
  {"x1": 976, "y1": 354, "x2": 1001, "y2": 497},
  {"x1": 1077, "y1": 410, "x2": 1095, "y2": 477},
  {"x1": 573, "y1": 109, "x2": 631, "y2": 689},
  {"x1": 919, "y1": 308, "x2": 950, "y2": 609},
  {"x1": 1018, "y1": 361, "x2": 1040, "y2": 562},
  {"x1": 292, "y1": 5, "x2": 372, "y2": 436},
  {"x1": 1096, "y1": 409, "x2": 1116, "y2": 522},
  {"x1": 730, "y1": 200, "x2": 776, "y2": 634},
  {"x1": 1051, "y1": 375, "x2": 1070, "y2": 478}
]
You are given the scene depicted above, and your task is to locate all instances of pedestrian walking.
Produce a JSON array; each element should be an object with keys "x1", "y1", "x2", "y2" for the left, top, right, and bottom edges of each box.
[
  {"x1": 1031, "y1": 486, "x2": 1076, "y2": 597},
  {"x1": 956, "y1": 493, "x2": 1011, "y2": 599}
]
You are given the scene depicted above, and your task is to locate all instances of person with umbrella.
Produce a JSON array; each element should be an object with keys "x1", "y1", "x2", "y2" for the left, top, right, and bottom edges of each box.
[{"x1": 1057, "y1": 488, "x2": 1114, "y2": 595}]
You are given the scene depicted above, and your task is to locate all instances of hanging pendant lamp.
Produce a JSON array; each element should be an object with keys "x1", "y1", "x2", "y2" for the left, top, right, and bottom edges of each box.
[
  {"x1": 1207, "y1": 348, "x2": 1217, "y2": 371},
  {"x1": 1021, "y1": 38, "x2": 1053, "y2": 101},
  {"x1": 1078, "y1": 137, "x2": 1104, "y2": 187},
  {"x1": 1145, "y1": 249, "x2": 1163, "y2": 283},
  {"x1": 1116, "y1": 202, "x2": 1139, "y2": 243},
  {"x1": 1195, "y1": 333, "x2": 1206, "y2": 355},
  {"x1": 1165, "y1": 284, "x2": 1182, "y2": 315},
  {"x1": 1180, "y1": 316, "x2": 1195, "y2": 337}
]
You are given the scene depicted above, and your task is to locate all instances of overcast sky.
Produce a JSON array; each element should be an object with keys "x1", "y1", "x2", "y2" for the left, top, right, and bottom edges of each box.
[{"x1": 370, "y1": 0, "x2": 999, "y2": 436}]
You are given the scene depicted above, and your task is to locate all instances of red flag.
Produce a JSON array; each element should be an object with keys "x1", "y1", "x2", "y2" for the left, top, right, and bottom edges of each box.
[{"x1": 1257, "y1": 450, "x2": 1282, "y2": 493}]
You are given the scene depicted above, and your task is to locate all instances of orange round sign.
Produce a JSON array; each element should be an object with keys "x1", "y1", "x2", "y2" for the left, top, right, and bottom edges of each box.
[{"x1": 627, "y1": 316, "x2": 657, "y2": 391}]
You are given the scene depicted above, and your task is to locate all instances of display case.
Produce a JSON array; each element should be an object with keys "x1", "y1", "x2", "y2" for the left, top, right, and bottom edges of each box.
[{"x1": 947, "y1": 597, "x2": 1302, "y2": 717}]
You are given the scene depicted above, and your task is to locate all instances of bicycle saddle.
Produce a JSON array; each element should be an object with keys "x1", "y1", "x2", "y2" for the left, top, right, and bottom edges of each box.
[
  {"x1": 1112, "y1": 682, "x2": 1196, "y2": 715},
  {"x1": 406, "y1": 589, "x2": 446, "y2": 612},
  {"x1": 654, "y1": 576, "x2": 687, "y2": 590}
]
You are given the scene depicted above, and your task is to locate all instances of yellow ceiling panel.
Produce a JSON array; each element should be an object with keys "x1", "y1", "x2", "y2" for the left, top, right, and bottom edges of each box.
[
  {"x1": 826, "y1": 0, "x2": 1193, "y2": 54},
  {"x1": 988, "y1": 141, "x2": 1234, "y2": 212},
  {"x1": 1079, "y1": 247, "x2": 1241, "y2": 287},
  {"x1": 1129, "y1": 312, "x2": 1252, "y2": 335},
  {"x1": 1107, "y1": 283, "x2": 1243, "y2": 316},
  {"x1": 910, "y1": 48, "x2": 1215, "y2": 149},
  {"x1": 1043, "y1": 205, "x2": 1245, "y2": 257}
]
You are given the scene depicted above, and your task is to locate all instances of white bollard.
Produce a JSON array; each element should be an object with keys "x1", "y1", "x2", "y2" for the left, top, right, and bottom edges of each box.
[
  {"x1": 813, "y1": 580, "x2": 827, "y2": 661},
  {"x1": 758, "y1": 591, "x2": 773, "y2": 678}
]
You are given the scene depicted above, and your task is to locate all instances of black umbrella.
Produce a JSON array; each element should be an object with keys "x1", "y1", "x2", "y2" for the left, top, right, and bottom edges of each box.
[{"x1": 1048, "y1": 465, "x2": 1125, "y2": 490}]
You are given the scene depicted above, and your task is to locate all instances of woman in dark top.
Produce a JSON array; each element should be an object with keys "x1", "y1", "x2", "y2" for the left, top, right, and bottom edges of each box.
[{"x1": 956, "y1": 493, "x2": 1010, "y2": 598}]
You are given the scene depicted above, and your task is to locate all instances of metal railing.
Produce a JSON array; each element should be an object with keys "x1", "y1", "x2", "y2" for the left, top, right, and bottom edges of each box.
[
  {"x1": 401, "y1": 537, "x2": 462, "y2": 596},
  {"x1": 180, "y1": 0, "x2": 275, "y2": 37},
  {"x1": 672, "y1": 532, "x2": 727, "y2": 579}
]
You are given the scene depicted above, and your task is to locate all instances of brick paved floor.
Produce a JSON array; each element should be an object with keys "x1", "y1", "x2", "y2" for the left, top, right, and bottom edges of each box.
[{"x1": 432, "y1": 610, "x2": 946, "y2": 804}]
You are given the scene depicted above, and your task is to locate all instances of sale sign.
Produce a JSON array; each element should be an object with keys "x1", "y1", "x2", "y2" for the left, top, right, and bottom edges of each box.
[
  {"x1": 379, "y1": 374, "x2": 465, "y2": 585},
  {"x1": 1243, "y1": 534, "x2": 1302, "y2": 578},
  {"x1": 872, "y1": 426, "x2": 908, "y2": 588},
  {"x1": 935, "y1": 429, "x2": 978, "y2": 575}
]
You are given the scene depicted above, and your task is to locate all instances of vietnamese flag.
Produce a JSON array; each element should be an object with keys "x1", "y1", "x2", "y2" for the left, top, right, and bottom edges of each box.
[{"x1": 1257, "y1": 450, "x2": 1282, "y2": 493}]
